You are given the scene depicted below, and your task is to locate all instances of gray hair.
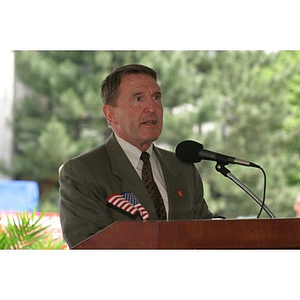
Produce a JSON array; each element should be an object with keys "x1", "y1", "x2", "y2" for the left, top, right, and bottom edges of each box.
[{"x1": 100, "y1": 64, "x2": 157, "y2": 106}]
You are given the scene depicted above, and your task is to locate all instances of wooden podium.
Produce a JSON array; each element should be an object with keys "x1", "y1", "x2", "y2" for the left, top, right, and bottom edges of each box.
[{"x1": 73, "y1": 218, "x2": 300, "y2": 249}]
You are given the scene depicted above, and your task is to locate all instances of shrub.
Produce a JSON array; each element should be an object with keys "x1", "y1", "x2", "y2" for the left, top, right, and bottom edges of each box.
[{"x1": 0, "y1": 209, "x2": 67, "y2": 249}]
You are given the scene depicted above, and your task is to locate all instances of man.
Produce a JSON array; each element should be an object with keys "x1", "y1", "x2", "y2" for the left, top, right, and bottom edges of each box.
[{"x1": 59, "y1": 64, "x2": 213, "y2": 248}]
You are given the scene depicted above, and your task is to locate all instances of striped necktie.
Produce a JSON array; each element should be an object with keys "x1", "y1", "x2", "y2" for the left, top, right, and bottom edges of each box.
[{"x1": 140, "y1": 151, "x2": 167, "y2": 220}]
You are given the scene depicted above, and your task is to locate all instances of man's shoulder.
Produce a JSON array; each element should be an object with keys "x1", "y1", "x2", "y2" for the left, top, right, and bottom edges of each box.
[
  {"x1": 60, "y1": 133, "x2": 122, "y2": 172},
  {"x1": 66, "y1": 133, "x2": 118, "y2": 165},
  {"x1": 73, "y1": 144, "x2": 107, "y2": 161},
  {"x1": 155, "y1": 146, "x2": 175, "y2": 160},
  {"x1": 59, "y1": 144, "x2": 107, "y2": 175},
  {"x1": 155, "y1": 145, "x2": 195, "y2": 171}
]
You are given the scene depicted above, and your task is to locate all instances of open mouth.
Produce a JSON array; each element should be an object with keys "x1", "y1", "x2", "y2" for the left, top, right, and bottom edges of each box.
[{"x1": 142, "y1": 120, "x2": 157, "y2": 125}]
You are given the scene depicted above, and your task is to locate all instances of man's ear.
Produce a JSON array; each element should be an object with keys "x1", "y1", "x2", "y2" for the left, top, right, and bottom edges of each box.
[{"x1": 102, "y1": 105, "x2": 115, "y2": 125}]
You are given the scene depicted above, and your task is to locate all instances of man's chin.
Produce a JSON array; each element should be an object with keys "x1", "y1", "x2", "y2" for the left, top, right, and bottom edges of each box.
[{"x1": 142, "y1": 132, "x2": 161, "y2": 142}]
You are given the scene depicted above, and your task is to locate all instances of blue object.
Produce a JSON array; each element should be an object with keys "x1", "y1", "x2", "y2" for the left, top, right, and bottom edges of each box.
[{"x1": 0, "y1": 180, "x2": 39, "y2": 212}]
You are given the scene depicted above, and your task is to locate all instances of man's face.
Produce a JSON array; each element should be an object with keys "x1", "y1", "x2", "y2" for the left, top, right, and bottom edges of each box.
[{"x1": 103, "y1": 73, "x2": 163, "y2": 151}]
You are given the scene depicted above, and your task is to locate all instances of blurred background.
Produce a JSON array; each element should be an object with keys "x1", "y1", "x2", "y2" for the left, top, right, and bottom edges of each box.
[{"x1": 1, "y1": 50, "x2": 300, "y2": 220}]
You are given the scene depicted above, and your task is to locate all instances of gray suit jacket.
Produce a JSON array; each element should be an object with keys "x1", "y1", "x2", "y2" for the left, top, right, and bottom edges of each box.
[{"x1": 59, "y1": 133, "x2": 213, "y2": 248}]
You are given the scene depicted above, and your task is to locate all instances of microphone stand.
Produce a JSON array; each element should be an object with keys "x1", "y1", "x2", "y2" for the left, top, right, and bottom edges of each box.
[{"x1": 215, "y1": 163, "x2": 276, "y2": 219}]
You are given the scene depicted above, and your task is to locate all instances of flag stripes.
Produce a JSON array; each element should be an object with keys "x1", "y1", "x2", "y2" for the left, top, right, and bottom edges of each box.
[{"x1": 106, "y1": 192, "x2": 149, "y2": 220}]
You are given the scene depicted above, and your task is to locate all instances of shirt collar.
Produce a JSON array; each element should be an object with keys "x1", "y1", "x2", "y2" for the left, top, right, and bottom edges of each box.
[{"x1": 114, "y1": 133, "x2": 153, "y2": 169}]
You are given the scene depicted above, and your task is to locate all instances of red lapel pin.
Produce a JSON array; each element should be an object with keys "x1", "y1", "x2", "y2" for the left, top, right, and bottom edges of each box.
[{"x1": 177, "y1": 190, "x2": 183, "y2": 197}]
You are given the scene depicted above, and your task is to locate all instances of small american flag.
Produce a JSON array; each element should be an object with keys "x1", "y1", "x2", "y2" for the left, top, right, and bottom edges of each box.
[{"x1": 106, "y1": 192, "x2": 150, "y2": 221}]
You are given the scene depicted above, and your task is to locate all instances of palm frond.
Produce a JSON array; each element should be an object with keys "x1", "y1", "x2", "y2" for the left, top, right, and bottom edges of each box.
[{"x1": 0, "y1": 209, "x2": 66, "y2": 250}]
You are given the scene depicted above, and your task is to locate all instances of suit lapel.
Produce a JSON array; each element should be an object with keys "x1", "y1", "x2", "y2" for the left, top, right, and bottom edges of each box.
[
  {"x1": 105, "y1": 134, "x2": 158, "y2": 218},
  {"x1": 104, "y1": 134, "x2": 187, "y2": 220},
  {"x1": 154, "y1": 147, "x2": 186, "y2": 219}
]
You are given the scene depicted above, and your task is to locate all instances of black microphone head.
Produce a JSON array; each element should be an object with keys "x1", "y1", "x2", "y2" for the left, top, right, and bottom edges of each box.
[{"x1": 175, "y1": 140, "x2": 204, "y2": 163}]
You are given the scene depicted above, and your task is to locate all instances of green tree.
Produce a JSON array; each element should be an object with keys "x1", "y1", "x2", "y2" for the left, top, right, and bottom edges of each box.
[
  {"x1": 278, "y1": 52, "x2": 300, "y2": 186},
  {"x1": 9, "y1": 51, "x2": 111, "y2": 210}
]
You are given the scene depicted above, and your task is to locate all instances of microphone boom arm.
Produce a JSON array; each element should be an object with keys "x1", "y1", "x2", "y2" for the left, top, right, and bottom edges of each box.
[{"x1": 215, "y1": 163, "x2": 276, "y2": 219}]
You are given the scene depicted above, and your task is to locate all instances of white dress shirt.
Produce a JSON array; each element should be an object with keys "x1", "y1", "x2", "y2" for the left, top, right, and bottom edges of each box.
[{"x1": 114, "y1": 133, "x2": 169, "y2": 218}]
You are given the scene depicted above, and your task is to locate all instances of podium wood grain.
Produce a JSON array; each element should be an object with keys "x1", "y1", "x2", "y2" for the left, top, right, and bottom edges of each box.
[{"x1": 73, "y1": 218, "x2": 300, "y2": 249}]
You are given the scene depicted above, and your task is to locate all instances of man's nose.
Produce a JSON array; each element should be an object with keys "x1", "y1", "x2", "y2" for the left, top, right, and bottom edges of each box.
[{"x1": 144, "y1": 97, "x2": 157, "y2": 112}]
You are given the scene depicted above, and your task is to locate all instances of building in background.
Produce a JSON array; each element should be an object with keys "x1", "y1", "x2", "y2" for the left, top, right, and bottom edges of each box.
[{"x1": 0, "y1": 51, "x2": 15, "y2": 180}]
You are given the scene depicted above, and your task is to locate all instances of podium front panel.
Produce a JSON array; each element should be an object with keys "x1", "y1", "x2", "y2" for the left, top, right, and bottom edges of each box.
[{"x1": 73, "y1": 218, "x2": 300, "y2": 249}]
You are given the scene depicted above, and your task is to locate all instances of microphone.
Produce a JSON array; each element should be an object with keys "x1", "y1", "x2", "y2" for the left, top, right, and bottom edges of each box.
[{"x1": 175, "y1": 140, "x2": 260, "y2": 168}]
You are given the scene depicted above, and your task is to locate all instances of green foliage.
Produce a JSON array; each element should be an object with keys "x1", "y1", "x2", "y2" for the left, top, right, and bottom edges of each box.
[
  {"x1": 4, "y1": 50, "x2": 300, "y2": 218},
  {"x1": 280, "y1": 53, "x2": 300, "y2": 185},
  {"x1": 0, "y1": 209, "x2": 66, "y2": 249}
]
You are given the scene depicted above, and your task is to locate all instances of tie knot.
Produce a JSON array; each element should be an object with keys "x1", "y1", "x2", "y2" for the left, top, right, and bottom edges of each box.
[{"x1": 140, "y1": 151, "x2": 150, "y2": 163}]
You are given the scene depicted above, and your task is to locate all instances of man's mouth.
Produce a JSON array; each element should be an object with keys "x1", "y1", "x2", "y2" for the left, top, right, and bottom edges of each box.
[{"x1": 142, "y1": 120, "x2": 157, "y2": 125}]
